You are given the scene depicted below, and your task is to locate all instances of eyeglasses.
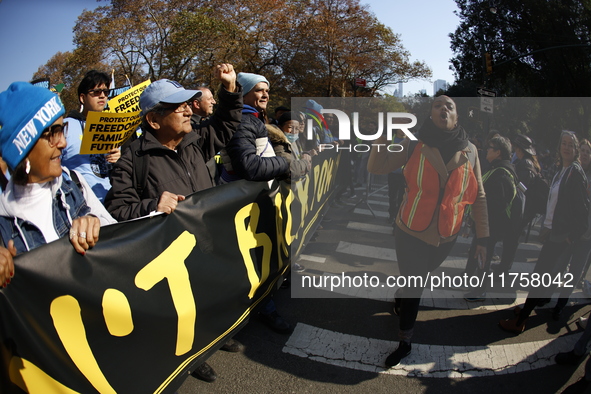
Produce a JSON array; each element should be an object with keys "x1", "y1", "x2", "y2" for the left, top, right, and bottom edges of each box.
[
  {"x1": 487, "y1": 146, "x2": 496, "y2": 150},
  {"x1": 41, "y1": 122, "x2": 68, "y2": 147},
  {"x1": 162, "y1": 101, "x2": 193, "y2": 114},
  {"x1": 86, "y1": 88, "x2": 110, "y2": 97}
]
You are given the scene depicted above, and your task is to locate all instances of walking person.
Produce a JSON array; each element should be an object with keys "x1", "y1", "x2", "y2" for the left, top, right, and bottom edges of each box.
[
  {"x1": 551, "y1": 138, "x2": 591, "y2": 319},
  {"x1": 368, "y1": 95, "x2": 489, "y2": 366},
  {"x1": 464, "y1": 136, "x2": 522, "y2": 300},
  {"x1": 492, "y1": 134, "x2": 548, "y2": 275},
  {"x1": 499, "y1": 131, "x2": 589, "y2": 334}
]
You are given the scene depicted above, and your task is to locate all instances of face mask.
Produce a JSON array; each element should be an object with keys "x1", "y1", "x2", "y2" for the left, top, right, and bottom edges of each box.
[{"x1": 286, "y1": 133, "x2": 299, "y2": 143}]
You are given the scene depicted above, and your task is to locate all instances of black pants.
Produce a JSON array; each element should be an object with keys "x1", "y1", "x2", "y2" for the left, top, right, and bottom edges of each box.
[
  {"x1": 464, "y1": 225, "x2": 520, "y2": 283},
  {"x1": 395, "y1": 225, "x2": 456, "y2": 332},
  {"x1": 517, "y1": 239, "x2": 571, "y2": 324}
]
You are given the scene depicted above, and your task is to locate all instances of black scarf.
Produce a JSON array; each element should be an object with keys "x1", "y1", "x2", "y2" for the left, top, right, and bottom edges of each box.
[{"x1": 418, "y1": 116, "x2": 469, "y2": 164}]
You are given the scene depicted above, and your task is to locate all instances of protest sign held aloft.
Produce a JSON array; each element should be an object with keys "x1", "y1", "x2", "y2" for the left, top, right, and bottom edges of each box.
[{"x1": 80, "y1": 80, "x2": 150, "y2": 154}]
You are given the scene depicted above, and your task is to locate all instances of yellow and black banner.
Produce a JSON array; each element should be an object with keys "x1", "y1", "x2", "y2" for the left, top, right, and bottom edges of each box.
[{"x1": 0, "y1": 151, "x2": 339, "y2": 393}]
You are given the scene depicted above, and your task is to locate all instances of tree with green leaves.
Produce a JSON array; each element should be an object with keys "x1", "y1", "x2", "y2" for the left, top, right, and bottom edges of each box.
[{"x1": 450, "y1": 0, "x2": 591, "y2": 97}]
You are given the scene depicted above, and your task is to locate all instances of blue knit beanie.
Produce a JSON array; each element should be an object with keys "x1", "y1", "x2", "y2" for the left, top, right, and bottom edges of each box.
[
  {"x1": 237, "y1": 72, "x2": 269, "y2": 95},
  {"x1": 0, "y1": 82, "x2": 65, "y2": 170}
]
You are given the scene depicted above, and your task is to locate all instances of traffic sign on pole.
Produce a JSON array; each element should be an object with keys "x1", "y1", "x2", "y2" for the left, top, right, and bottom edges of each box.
[
  {"x1": 477, "y1": 88, "x2": 496, "y2": 97},
  {"x1": 481, "y1": 97, "x2": 493, "y2": 113}
]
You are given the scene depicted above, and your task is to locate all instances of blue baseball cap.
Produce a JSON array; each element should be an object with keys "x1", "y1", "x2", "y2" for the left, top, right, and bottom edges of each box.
[{"x1": 139, "y1": 79, "x2": 202, "y2": 116}]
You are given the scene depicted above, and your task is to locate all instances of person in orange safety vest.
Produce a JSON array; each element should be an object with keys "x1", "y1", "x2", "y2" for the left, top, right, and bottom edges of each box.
[{"x1": 368, "y1": 95, "x2": 489, "y2": 368}]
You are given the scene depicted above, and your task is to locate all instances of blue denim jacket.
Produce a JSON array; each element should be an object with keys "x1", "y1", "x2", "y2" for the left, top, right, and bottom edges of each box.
[{"x1": 0, "y1": 172, "x2": 91, "y2": 254}]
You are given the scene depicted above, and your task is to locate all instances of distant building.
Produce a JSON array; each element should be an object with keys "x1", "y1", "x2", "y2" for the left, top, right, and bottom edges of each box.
[
  {"x1": 393, "y1": 82, "x2": 403, "y2": 98},
  {"x1": 419, "y1": 89, "x2": 427, "y2": 96},
  {"x1": 433, "y1": 79, "x2": 447, "y2": 95}
]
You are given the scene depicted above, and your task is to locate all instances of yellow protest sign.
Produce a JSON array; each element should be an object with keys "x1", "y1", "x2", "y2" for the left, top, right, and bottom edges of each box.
[
  {"x1": 79, "y1": 80, "x2": 151, "y2": 154},
  {"x1": 79, "y1": 111, "x2": 141, "y2": 154},
  {"x1": 107, "y1": 79, "x2": 151, "y2": 113}
]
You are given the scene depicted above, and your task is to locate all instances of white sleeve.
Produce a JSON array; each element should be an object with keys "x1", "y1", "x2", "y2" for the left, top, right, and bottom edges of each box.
[{"x1": 74, "y1": 170, "x2": 117, "y2": 225}]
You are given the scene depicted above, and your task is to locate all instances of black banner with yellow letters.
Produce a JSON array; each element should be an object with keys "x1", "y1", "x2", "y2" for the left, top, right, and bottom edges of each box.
[{"x1": 0, "y1": 150, "x2": 340, "y2": 394}]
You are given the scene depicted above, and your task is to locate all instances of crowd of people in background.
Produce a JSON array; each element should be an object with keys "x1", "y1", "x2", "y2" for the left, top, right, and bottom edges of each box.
[{"x1": 1, "y1": 72, "x2": 591, "y2": 392}]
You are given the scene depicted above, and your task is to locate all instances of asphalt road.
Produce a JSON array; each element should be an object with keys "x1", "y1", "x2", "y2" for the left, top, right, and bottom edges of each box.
[{"x1": 178, "y1": 179, "x2": 591, "y2": 394}]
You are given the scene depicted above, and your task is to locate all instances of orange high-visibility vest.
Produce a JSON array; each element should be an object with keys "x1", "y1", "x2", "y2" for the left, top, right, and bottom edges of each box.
[{"x1": 400, "y1": 142, "x2": 478, "y2": 238}]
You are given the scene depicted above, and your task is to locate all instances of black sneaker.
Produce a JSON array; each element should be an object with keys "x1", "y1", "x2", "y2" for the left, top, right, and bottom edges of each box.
[
  {"x1": 555, "y1": 350, "x2": 584, "y2": 366},
  {"x1": 259, "y1": 311, "x2": 292, "y2": 334},
  {"x1": 220, "y1": 338, "x2": 244, "y2": 353},
  {"x1": 385, "y1": 341, "x2": 411, "y2": 367},
  {"x1": 191, "y1": 362, "x2": 217, "y2": 383}
]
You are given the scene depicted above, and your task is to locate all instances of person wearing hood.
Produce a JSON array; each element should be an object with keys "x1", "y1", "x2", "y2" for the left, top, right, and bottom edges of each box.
[
  {"x1": 368, "y1": 95, "x2": 489, "y2": 367},
  {"x1": 268, "y1": 111, "x2": 315, "y2": 182},
  {"x1": 463, "y1": 136, "x2": 521, "y2": 300},
  {"x1": 0, "y1": 82, "x2": 116, "y2": 287},
  {"x1": 62, "y1": 70, "x2": 121, "y2": 202}
]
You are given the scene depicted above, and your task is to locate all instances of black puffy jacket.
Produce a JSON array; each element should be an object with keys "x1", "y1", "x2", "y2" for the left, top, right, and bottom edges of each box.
[{"x1": 223, "y1": 105, "x2": 289, "y2": 182}]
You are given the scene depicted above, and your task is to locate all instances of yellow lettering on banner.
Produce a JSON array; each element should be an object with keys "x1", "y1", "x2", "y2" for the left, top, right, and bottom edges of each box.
[
  {"x1": 235, "y1": 203, "x2": 272, "y2": 299},
  {"x1": 50, "y1": 295, "x2": 116, "y2": 394},
  {"x1": 10, "y1": 356, "x2": 79, "y2": 394},
  {"x1": 312, "y1": 164, "x2": 322, "y2": 203},
  {"x1": 316, "y1": 160, "x2": 330, "y2": 201},
  {"x1": 103, "y1": 289, "x2": 134, "y2": 337},
  {"x1": 314, "y1": 157, "x2": 337, "y2": 202},
  {"x1": 274, "y1": 191, "x2": 293, "y2": 258},
  {"x1": 135, "y1": 231, "x2": 197, "y2": 356},
  {"x1": 295, "y1": 176, "x2": 310, "y2": 220}
]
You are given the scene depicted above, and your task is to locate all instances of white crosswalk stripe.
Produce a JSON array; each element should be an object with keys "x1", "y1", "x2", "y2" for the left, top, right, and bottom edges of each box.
[
  {"x1": 288, "y1": 184, "x2": 591, "y2": 378},
  {"x1": 284, "y1": 323, "x2": 581, "y2": 377}
]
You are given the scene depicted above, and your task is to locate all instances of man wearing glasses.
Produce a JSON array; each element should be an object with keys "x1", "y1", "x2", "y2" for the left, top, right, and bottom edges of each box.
[
  {"x1": 62, "y1": 70, "x2": 121, "y2": 202},
  {"x1": 104, "y1": 64, "x2": 242, "y2": 222},
  {"x1": 104, "y1": 64, "x2": 242, "y2": 383}
]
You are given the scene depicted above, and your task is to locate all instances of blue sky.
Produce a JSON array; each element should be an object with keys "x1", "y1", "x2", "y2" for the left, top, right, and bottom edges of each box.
[
  {"x1": 0, "y1": 0, "x2": 460, "y2": 95},
  {"x1": 365, "y1": 0, "x2": 460, "y2": 95}
]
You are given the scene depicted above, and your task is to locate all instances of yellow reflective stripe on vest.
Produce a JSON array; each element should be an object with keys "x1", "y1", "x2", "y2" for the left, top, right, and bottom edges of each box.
[
  {"x1": 450, "y1": 162, "x2": 471, "y2": 234},
  {"x1": 401, "y1": 143, "x2": 478, "y2": 236},
  {"x1": 406, "y1": 153, "x2": 426, "y2": 228},
  {"x1": 438, "y1": 158, "x2": 478, "y2": 237}
]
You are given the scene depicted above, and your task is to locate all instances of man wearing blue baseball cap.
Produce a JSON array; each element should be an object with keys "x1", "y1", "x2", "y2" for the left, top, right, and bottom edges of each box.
[
  {"x1": 105, "y1": 63, "x2": 242, "y2": 221},
  {"x1": 104, "y1": 63, "x2": 243, "y2": 384}
]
